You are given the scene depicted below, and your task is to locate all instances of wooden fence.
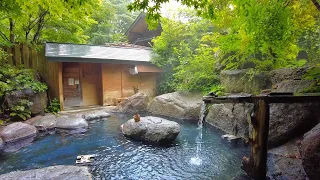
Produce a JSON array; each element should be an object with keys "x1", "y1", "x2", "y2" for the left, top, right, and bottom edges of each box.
[{"x1": 1, "y1": 43, "x2": 63, "y2": 108}]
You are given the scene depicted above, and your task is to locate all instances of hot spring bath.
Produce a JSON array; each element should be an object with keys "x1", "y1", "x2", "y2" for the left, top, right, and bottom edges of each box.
[{"x1": 0, "y1": 113, "x2": 249, "y2": 179}]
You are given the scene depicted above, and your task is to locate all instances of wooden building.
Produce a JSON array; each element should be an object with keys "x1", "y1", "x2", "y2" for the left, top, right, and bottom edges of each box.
[
  {"x1": 45, "y1": 42, "x2": 161, "y2": 110},
  {"x1": 126, "y1": 13, "x2": 162, "y2": 47}
]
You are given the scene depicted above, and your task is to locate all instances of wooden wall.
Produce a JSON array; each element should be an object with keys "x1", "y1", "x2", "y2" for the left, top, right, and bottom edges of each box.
[
  {"x1": 81, "y1": 63, "x2": 101, "y2": 106},
  {"x1": 102, "y1": 64, "x2": 157, "y2": 105}
]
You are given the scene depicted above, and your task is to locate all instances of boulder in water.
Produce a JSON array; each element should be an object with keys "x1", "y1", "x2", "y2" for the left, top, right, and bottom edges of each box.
[
  {"x1": 0, "y1": 137, "x2": 3, "y2": 150},
  {"x1": 56, "y1": 116, "x2": 88, "y2": 130},
  {"x1": 33, "y1": 114, "x2": 57, "y2": 131},
  {"x1": 0, "y1": 122, "x2": 37, "y2": 143},
  {"x1": 121, "y1": 116, "x2": 181, "y2": 143},
  {"x1": 0, "y1": 165, "x2": 92, "y2": 180}
]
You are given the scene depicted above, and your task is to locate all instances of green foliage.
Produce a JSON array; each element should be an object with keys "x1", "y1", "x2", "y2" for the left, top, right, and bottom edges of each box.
[
  {"x1": 205, "y1": 84, "x2": 225, "y2": 96},
  {"x1": 302, "y1": 65, "x2": 320, "y2": 93},
  {"x1": 130, "y1": 0, "x2": 319, "y2": 95},
  {"x1": 0, "y1": 0, "x2": 136, "y2": 45},
  {"x1": 0, "y1": 65, "x2": 47, "y2": 96},
  {"x1": 10, "y1": 99, "x2": 32, "y2": 120},
  {"x1": 0, "y1": 64, "x2": 48, "y2": 121},
  {"x1": 45, "y1": 98, "x2": 61, "y2": 115},
  {"x1": 86, "y1": 0, "x2": 138, "y2": 44}
]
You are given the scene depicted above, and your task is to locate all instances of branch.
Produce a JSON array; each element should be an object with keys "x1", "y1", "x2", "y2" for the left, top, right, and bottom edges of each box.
[
  {"x1": 32, "y1": 11, "x2": 48, "y2": 43},
  {"x1": 311, "y1": 0, "x2": 320, "y2": 11},
  {"x1": 0, "y1": 31, "x2": 9, "y2": 41}
]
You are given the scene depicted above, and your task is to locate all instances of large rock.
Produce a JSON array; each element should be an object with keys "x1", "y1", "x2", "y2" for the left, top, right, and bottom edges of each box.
[
  {"x1": 272, "y1": 80, "x2": 313, "y2": 93},
  {"x1": 33, "y1": 114, "x2": 57, "y2": 131},
  {"x1": 206, "y1": 103, "x2": 253, "y2": 139},
  {"x1": 79, "y1": 110, "x2": 111, "y2": 121},
  {"x1": 269, "y1": 103, "x2": 320, "y2": 147},
  {"x1": 268, "y1": 67, "x2": 308, "y2": 85},
  {"x1": 0, "y1": 122, "x2": 37, "y2": 143},
  {"x1": 0, "y1": 165, "x2": 92, "y2": 180},
  {"x1": 0, "y1": 137, "x2": 3, "y2": 150},
  {"x1": 220, "y1": 69, "x2": 267, "y2": 93},
  {"x1": 267, "y1": 139, "x2": 307, "y2": 180},
  {"x1": 300, "y1": 123, "x2": 320, "y2": 180},
  {"x1": 56, "y1": 116, "x2": 88, "y2": 130},
  {"x1": 116, "y1": 93, "x2": 149, "y2": 113},
  {"x1": 5, "y1": 89, "x2": 48, "y2": 115},
  {"x1": 148, "y1": 91, "x2": 203, "y2": 120},
  {"x1": 205, "y1": 100, "x2": 320, "y2": 147},
  {"x1": 121, "y1": 116, "x2": 181, "y2": 143}
]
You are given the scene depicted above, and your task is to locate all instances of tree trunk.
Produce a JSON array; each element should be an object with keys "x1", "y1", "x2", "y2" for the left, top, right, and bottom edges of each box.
[
  {"x1": 311, "y1": 0, "x2": 320, "y2": 11},
  {"x1": 9, "y1": 18, "x2": 15, "y2": 43}
]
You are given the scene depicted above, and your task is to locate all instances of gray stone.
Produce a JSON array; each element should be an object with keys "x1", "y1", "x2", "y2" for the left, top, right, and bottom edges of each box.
[
  {"x1": 300, "y1": 123, "x2": 320, "y2": 180},
  {"x1": 121, "y1": 116, "x2": 181, "y2": 143},
  {"x1": 116, "y1": 93, "x2": 149, "y2": 113},
  {"x1": 0, "y1": 137, "x2": 3, "y2": 150},
  {"x1": 205, "y1": 101, "x2": 320, "y2": 147},
  {"x1": 0, "y1": 165, "x2": 92, "y2": 180},
  {"x1": 268, "y1": 67, "x2": 308, "y2": 85},
  {"x1": 220, "y1": 69, "x2": 267, "y2": 93},
  {"x1": 269, "y1": 103, "x2": 320, "y2": 147},
  {"x1": 267, "y1": 139, "x2": 307, "y2": 180},
  {"x1": 33, "y1": 114, "x2": 57, "y2": 131},
  {"x1": 5, "y1": 89, "x2": 48, "y2": 115},
  {"x1": 0, "y1": 122, "x2": 37, "y2": 143},
  {"x1": 148, "y1": 91, "x2": 203, "y2": 120},
  {"x1": 273, "y1": 80, "x2": 313, "y2": 93},
  {"x1": 81, "y1": 110, "x2": 111, "y2": 121},
  {"x1": 56, "y1": 116, "x2": 88, "y2": 130},
  {"x1": 206, "y1": 103, "x2": 253, "y2": 139}
]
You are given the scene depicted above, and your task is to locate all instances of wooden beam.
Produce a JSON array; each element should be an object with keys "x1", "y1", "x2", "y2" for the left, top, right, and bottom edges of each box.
[
  {"x1": 242, "y1": 100, "x2": 269, "y2": 179},
  {"x1": 203, "y1": 94, "x2": 320, "y2": 104},
  {"x1": 58, "y1": 62, "x2": 64, "y2": 111}
]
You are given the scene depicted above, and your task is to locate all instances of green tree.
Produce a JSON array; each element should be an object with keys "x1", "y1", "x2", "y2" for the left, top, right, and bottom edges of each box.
[
  {"x1": 0, "y1": 0, "x2": 99, "y2": 45},
  {"x1": 129, "y1": 0, "x2": 319, "y2": 70},
  {"x1": 87, "y1": 0, "x2": 138, "y2": 44}
]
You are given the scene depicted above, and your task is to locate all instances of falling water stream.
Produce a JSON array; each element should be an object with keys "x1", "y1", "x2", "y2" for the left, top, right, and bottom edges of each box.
[{"x1": 190, "y1": 102, "x2": 207, "y2": 165}]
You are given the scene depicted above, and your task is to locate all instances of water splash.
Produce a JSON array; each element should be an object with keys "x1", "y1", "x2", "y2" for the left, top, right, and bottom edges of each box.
[{"x1": 190, "y1": 102, "x2": 207, "y2": 165}]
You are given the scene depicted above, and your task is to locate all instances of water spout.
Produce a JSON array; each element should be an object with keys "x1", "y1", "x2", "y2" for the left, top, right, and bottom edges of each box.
[
  {"x1": 190, "y1": 102, "x2": 207, "y2": 165},
  {"x1": 198, "y1": 102, "x2": 207, "y2": 128}
]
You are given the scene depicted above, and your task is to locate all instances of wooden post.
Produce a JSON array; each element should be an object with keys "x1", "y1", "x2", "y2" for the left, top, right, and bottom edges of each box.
[
  {"x1": 14, "y1": 44, "x2": 21, "y2": 66},
  {"x1": 242, "y1": 99, "x2": 269, "y2": 180}
]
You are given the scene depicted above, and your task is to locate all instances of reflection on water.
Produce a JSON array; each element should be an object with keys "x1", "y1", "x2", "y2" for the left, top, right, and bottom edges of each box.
[{"x1": 0, "y1": 113, "x2": 249, "y2": 179}]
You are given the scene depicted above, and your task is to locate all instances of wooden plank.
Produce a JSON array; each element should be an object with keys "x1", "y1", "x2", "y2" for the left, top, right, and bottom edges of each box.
[
  {"x1": 22, "y1": 43, "x2": 29, "y2": 68},
  {"x1": 31, "y1": 49, "x2": 37, "y2": 69},
  {"x1": 102, "y1": 64, "x2": 122, "y2": 105},
  {"x1": 14, "y1": 44, "x2": 21, "y2": 66},
  {"x1": 7, "y1": 46, "x2": 13, "y2": 65},
  {"x1": 81, "y1": 63, "x2": 100, "y2": 106}
]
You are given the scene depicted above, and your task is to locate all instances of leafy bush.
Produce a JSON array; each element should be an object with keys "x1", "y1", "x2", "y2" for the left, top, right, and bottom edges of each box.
[
  {"x1": 10, "y1": 99, "x2": 32, "y2": 120},
  {"x1": 301, "y1": 66, "x2": 320, "y2": 93},
  {"x1": 0, "y1": 51, "x2": 48, "y2": 121},
  {"x1": 45, "y1": 98, "x2": 61, "y2": 115}
]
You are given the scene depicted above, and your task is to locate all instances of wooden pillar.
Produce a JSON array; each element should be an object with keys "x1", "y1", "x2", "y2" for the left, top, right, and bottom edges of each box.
[
  {"x1": 58, "y1": 62, "x2": 64, "y2": 111},
  {"x1": 242, "y1": 99, "x2": 269, "y2": 180}
]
